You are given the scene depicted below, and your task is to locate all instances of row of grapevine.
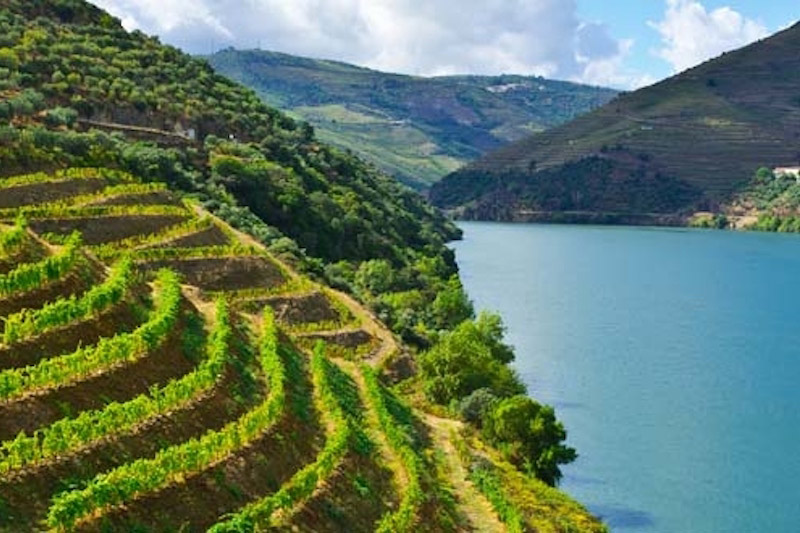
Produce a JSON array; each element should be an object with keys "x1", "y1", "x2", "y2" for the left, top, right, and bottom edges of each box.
[
  {"x1": 209, "y1": 343, "x2": 354, "y2": 532},
  {"x1": 209, "y1": 276, "x2": 313, "y2": 303},
  {"x1": 2, "y1": 256, "x2": 135, "y2": 345},
  {"x1": 451, "y1": 433, "x2": 526, "y2": 533},
  {"x1": 130, "y1": 243, "x2": 259, "y2": 262},
  {"x1": 0, "y1": 168, "x2": 134, "y2": 190},
  {"x1": 71, "y1": 183, "x2": 168, "y2": 206},
  {"x1": 0, "y1": 269, "x2": 181, "y2": 402},
  {"x1": 0, "y1": 232, "x2": 82, "y2": 298},
  {"x1": 92, "y1": 216, "x2": 216, "y2": 259},
  {"x1": 0, "y1": 298, "x2": 232, "y2": 475},
  {"x1": 0, "y1": 184, "x2": 170, "y2": 217},
  {"x1": 362, "y1": 365, "x2": 424, "y2": 533},
  {"x1": 0, "y1": 216, "x2": 27, "y2": 257},
  {"x1": 46, "y1": 307, "x2": 286, "y2": 530},
  {"x1": 6, "y1": 203, "x2": 187, "y2": 221}
]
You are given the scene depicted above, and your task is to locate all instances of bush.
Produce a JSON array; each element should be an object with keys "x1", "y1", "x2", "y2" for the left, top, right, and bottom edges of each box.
[
  {"x1": 482, "y1": 395, "x2": 577, "y2": 486},
  {"x1": 419, "y1": 312, "x2": 523, "y2": 405},
  {"x1": 355, "y1": 259, "x2": 395, "y2": 295},
  {"x1": 0, "y1": 48, "x2": 18, "y2": 70},
  {"x1": 44, "y1": 107, "x2": 79, "y2": 127},
  {"x1": 430, "y1": 276, "x2": 474, "y2": 330},
  {"x1": 458, "y1": 388, "x2": 498, "y2": 426}
]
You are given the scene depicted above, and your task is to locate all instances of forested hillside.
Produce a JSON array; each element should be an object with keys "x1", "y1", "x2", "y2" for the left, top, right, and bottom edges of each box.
[
  {"x1": 0, "y1": 1, "x2": 604, "y2": 531},
  {"x1": 431, "y1": 22, "x2": 800, "y2": 223},
  {"x1": 207, "y1": 49, "x2": 616, "y2": 189}
]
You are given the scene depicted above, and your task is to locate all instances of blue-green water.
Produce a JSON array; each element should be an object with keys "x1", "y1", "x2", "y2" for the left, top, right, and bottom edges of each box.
[{"x1": 452, "y1": 222, "x2": 800, "y2": 533}]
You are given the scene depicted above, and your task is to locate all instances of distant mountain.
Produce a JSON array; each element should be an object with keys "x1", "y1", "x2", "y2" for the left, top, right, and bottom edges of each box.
[
  {"x1": 206, "y1": 49, "x2": 617, "y2": 189},
  {"x1": 431, "y1": 22, "x2": 800, "y2": 223}
]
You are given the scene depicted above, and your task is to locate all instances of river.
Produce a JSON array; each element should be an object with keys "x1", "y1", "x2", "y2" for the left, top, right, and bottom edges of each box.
[{"x1": 452, "y1": 222, "x2": 800, "y2": 532}]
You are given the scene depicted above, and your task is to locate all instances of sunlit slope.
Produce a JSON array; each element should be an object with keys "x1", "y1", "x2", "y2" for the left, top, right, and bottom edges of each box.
[
  {"x1": 0, "y1": 169, "x2": 604, "y2": 532},
  {"x1": 207, "y1": 49, "x2": 617, "y2": 189},
  {"x1": 431, "y1": 22, "x2": 800, "y2": 220}
]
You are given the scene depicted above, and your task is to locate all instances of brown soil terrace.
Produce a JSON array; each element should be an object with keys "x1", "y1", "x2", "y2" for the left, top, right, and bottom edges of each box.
[{"x1": 0, "y1": 170, "x2": 589, "y2": 533}]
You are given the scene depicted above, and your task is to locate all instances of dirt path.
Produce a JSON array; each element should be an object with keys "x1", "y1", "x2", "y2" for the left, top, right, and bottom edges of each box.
[
  {"x1": 326, "y1": 288, "x2": 399, "y2": 366},
  {"x1": 340, "y1": 359, "x2": 409, "y2": 492},
  {"x1": 425, "y1": 414, "x2": 506, "y2": 532}
]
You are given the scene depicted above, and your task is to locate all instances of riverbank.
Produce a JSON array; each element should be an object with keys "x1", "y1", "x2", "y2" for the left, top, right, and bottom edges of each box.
[
  {"x1": 450, "y1": 209, "x2": 800, "y2": 235},
  {"x1": 452, "y1": 221, "x2": 800, "y2": 532}
]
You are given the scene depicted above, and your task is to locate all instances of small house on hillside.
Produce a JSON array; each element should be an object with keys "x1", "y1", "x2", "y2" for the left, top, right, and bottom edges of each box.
[{"x1": 774, "y1": 167, "x2": 800, "y2": 180}]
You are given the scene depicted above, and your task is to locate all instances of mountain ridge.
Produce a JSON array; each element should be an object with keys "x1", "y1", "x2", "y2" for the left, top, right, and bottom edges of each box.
[
  {"x1": 431, "y1": 21, "x2": 800, "y2": 221},
  {"x1": 207, "y1": 48, "x2": 617, "y2": 189}
]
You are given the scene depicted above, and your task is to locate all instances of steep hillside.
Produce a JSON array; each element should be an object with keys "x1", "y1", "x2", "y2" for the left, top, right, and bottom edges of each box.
[
  {"x1": 431, "y1": 22, "x2": 800, "y2": 222},
  {"x1": 0, "y1": 1, "x2": 605, "y2": 531},
  {"x1": 687, "y1": 167, "x2": 800, "y2": 231},
  {"x1": 207, "y1": 49, "x2": 617, "y2": 189},
  {"x1": 0, "y1": 171, "x2": 605, "y2": 532}
]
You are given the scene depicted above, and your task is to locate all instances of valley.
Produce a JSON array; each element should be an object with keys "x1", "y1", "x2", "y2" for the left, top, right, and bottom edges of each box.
[
  {"x1": 207, "y1": 49, "x2": 616, "y2": 190},
  {"x1": 0, "y1": 1, "x2": 604, "y2": 531}
]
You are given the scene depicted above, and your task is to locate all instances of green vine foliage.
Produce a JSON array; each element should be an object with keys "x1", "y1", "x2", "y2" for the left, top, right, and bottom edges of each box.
[
  {"x1": 0, "y1": 297, "x2": 232, "y2": 475},
  {"x1": 0, "y1": 231, "x2": 81, "y2": 297},
  {"x1": 2, "y1": 256, "x2": 134, "y2": 344},
  {"x1": 46, "y1": 306, "x2": 284, "y2": 531}
]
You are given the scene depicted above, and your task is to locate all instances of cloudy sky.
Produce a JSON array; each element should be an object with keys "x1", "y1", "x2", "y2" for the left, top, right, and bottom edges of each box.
[{"x1": 88, "y1": 0, "x2": 798, "y2": 89}]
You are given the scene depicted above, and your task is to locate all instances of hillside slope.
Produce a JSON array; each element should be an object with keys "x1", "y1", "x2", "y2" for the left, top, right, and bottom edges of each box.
[
  {"x1": 0, "y1": 1, "x2": 605, "y2": 531},
  {"x1": 0, "y1": 171, "x2": 605, "y2": 532},
  {"x1": 431, "y1": 22, "x2": 800, "y2": 222},
  {"x1": 207, "y1": 49, "x2": 617, "y2": 189}
]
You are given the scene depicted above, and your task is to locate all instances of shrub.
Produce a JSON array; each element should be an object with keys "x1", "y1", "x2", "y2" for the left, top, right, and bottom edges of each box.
[
  {"x1": 419, "y1": 312, "x2": 523, "y2": 405},
  {"x1": 355, "y1": 259, "x2": 395, "y2": 295},
  {"x1": 482, "y1": 395, "x2": 577, "y2": 486},
  {"x1": 0, "y1": 48, "x2": 18, "y2": 70},
  {"x1": 44, "y1": 107, "x2": 79, "y2": 127},
  {"x1": 458, "y1": 388, "x2": 498, "y2": 426}
]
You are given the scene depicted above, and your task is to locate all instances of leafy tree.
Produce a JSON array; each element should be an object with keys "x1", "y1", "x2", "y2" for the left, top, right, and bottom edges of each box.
[
  {"x1": 355, "y1": 259, "x2": 395, "y2": 295},
  {"x1": 482, "y1": 395, "x2": 577, "y2": 486},
  {"x1": 44, "y1": 107, "x2": 78, "y2": 127},
  {"x1": 419, "y1": 312, "x2": 523, "y2": 404},
  {"x1": 431, "y1": 275, "x2": 474, "y2": 330},
  {"x1": 458, "y1": 387, "x2": 498, "y2": 426},
  {"x1": 0, "y1": 47, "x2": 18, "y2": 70},
  {"x1": 755, "y1": 167, "x2": 774, "y2": 184}
]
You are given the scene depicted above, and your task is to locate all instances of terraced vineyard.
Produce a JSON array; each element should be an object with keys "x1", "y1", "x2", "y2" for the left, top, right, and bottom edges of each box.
[{"x1": 0, "y1": 168, "x2": 603, "y2": 532}]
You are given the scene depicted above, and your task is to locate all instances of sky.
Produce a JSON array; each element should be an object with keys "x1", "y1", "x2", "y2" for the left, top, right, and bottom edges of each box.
[{"x1": 88, "y1": 0, "x2": 799, "y2": 89}]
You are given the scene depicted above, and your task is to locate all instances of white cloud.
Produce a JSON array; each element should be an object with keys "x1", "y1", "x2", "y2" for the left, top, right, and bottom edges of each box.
[
  {"x1": 90, "y1": 0, "x2": 233, "y2": 40},
  {"x1": 649, "y1": 0, "x2": 768, "y2": 73},
  {"x1": 580, "y1": 38, "x2": 658, "y2": 90},
  {"x1": 88, "y1": 0, "x2": 647, "y2": 88}
]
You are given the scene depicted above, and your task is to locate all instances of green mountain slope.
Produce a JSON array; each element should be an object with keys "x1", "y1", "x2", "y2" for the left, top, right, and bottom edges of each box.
[
  {"x1": 431, "y1": 22, "x2": 800, "y2": 222},
  {"x1": 206, "y1": 49, "x2": 617, "y2": 189},
  {"x1": 0, "y1": 1, "x2": 605, "y2": 530}
]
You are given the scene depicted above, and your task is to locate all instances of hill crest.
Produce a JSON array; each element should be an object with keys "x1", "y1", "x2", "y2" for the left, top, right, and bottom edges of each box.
[
  {"x1": 431, "y1": 21, "x2": 800, "y2": 221},
  {"x1": 207, "y1": 48, "x2": 617, "y2": 189}
]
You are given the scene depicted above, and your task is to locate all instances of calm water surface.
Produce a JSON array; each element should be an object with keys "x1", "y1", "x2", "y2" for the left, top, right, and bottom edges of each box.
[{"x1": 452, "y1": 222, "x2": 800, "y2": 533}]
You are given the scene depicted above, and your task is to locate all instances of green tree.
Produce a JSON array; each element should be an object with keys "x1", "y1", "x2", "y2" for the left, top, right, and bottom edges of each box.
[
  {"x1": 355, "y1": 259, "x2": 395, "y2": 295},
  {"x1": 0, "y1": 48, "x2": 18, "y2": 70},
  {"x1": 44, "y1": 107, "x2": 78, "y2": 127},
  {"x1": 482, "y1": 395, "x2": 577, "y2": 486},
  {"x1": 431, "y1": 275, "x2": 474, "y2": 330},
  {"x1": 458, "y1": 387, "x2": 498, "y2": 426},
  {"x1": 419, "y1": 312, "x2": 523, "y2": 404}
]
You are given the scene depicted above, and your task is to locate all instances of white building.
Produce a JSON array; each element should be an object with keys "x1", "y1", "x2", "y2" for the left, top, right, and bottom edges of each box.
[{"x1": 774, "y1": 167, "x2": 800, "y2": 179}]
